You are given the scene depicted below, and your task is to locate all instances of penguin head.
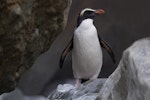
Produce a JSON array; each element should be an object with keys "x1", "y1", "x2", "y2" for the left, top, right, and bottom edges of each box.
[{"x1": 77, "y1": 8, "x2": 105, "y2": 27}]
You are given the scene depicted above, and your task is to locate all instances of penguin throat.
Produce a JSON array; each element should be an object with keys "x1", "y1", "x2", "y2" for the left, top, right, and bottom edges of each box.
[
  {"x1": 77, "y1": 16, "x2": 94, "y2": 27},
  {"x1": 77, "y1": 18, "x2": 94, "y2": 28}
]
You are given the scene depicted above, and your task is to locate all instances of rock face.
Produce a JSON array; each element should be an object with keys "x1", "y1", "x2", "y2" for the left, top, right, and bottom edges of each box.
[
  {"x1": 48, "y1": 37, "x2": 150, "y2": 100},
  {"x1": 99, "y1": 37, "x2": 150, "y2": 100},
  {"x1": 0, "y1": 0, "x2": 72, "y2": 94}
]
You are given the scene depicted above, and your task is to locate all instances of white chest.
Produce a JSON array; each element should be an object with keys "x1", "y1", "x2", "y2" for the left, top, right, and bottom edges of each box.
[
  {"x1": 72, "y1": 19, "x2": 103, "y2": 79},
  {"x1": 74, "y1": 19, "x2": 101, "y2": 52}
]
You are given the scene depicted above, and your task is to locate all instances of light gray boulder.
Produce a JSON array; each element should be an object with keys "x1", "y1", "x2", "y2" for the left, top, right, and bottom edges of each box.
[
  {"x1": 48, "y1": 37, "x2": 150, "y2": 100},
  {"x1": 99, "y1": 37, "x2": 150, "y2": 100}
]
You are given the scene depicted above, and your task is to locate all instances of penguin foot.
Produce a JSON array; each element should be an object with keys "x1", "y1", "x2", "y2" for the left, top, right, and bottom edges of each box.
[{"x1": 75, "y1": 79, "x2": 81, "y2": 88}]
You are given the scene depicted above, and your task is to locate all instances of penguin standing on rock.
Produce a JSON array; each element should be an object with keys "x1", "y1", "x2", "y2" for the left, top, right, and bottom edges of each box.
[{"x1": 60, "y1": 8, "x2": 116, "y2": 86}]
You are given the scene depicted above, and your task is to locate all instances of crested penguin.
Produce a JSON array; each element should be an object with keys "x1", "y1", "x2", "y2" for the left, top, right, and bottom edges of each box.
[{"x1": 60, "y1": 8, "x2": 116, "y2": 86}]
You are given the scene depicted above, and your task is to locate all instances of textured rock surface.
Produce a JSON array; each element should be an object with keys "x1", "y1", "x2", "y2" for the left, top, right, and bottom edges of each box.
[
  {"x1": 98, "y1": 37, "x2": 150, "y2": 100},
  {"x1": 0, "y1": 88, "x2": 48, "y2": 100},
  {"x1": 48, "y1": 79, "x2": 106, "y2": 100},
  {"x1": 0, "y1": 0, "x2": 72, "y2": 94},
  {"x1": 48, "y1": 38, "x2": 150, "y2": 100}
]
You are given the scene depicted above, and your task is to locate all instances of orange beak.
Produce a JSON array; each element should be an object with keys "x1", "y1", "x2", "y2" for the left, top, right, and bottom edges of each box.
[{"x1": 95, "y1": 9, "x2": 105, "y2": 15}]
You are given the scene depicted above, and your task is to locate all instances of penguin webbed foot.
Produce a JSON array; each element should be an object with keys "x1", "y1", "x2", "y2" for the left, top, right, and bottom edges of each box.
[{"x1": 75, "y1": 79, "x2": 81, "y2": 88}]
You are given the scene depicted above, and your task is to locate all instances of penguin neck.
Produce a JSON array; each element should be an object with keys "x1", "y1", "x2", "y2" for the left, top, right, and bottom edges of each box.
[{"x1": 77, "y1": 19, "x2": 94, "y2": 29}]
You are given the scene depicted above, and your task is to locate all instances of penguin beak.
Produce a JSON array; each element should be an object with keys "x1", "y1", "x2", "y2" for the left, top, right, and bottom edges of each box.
[{"x1": 95, "y1": 9, "x2": 105, "y2": 15}]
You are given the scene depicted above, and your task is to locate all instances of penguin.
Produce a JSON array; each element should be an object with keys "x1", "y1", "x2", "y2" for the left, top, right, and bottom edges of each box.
[{"x1": 60, "y1": 8, "x2": 116, "y2": 86}]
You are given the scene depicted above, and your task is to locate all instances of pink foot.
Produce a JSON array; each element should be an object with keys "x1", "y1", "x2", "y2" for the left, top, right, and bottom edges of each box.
[{"x1": 75, "y1": 79, "x2": 81, "y2": 88}]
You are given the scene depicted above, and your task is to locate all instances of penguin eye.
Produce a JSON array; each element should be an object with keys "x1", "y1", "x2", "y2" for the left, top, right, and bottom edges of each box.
[
  {"x1": 84, "y1": 11, "x2": 93, "y2": 15},
  {"x1": 83, "y1": 11, "x2": 95, "y2": 17}
]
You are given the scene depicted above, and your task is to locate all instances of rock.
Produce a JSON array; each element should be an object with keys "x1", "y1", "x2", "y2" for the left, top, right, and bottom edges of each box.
[
  {"x1": 98, "y1": 37, "x2": 150, "y2": 100},
  {"x1": 48, "y1": 37, "x2": 150, "y2": 100},
  {"x1": 48, "y1": 79, "x2": 106, "y2": 100},
  {"x1": 1, "y1": 88, "x2": 24, "y2": 100},
  {"x1": 0, "y1": 88, "x2": 48, "y2": 100},
  {"x1": 0, "y1": 0, "x2": 72, "y2": 94}
]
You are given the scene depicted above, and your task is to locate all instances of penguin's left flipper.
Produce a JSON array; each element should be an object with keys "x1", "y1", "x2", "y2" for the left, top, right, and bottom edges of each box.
[
  {"x1": 59, "y1": 38, "x2": 73, "y2": 68},
  {"x1": 98, "y1": 35, "x2": 116, "y2": 64}
]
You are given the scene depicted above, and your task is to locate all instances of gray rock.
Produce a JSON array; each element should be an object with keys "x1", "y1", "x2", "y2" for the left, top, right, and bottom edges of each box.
[
  {"x1": 48, "y1": 79, "x2": 106, "y2": 100},
  {"x1": 0, "y1": 88, "x2": 48, "y2": 100},
  {"x1": 98, "y1": 37, "x2": 150, "y2": 100},
  {"x1": 48, "y1": 37, "x2": 150, "y2": 100},
  {"x1": 0, "y1": 0, "x2": 72, "y2": 94}
]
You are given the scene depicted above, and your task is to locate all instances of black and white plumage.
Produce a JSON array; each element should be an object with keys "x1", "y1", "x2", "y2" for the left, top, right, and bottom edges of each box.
[{"x1": 60, "y1": 8, "x2": 116, "y2": 86}]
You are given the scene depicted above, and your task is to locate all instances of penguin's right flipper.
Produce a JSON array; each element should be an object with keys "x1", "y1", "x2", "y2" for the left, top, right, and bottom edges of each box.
[
  {"x1": 98, "y1": 35, "x2": 116, "y2": 63},
  {"x1": 59, "y1": 38, "x2": 73, "y2": 68}
]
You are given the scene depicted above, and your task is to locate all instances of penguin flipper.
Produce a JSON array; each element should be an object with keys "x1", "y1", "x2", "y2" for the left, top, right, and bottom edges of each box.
[
  {"x1": 98, "y1": 35, "x2": 116, "y2": 63},
  {"x1": 60, "y1": 38, "x2": 73, "y2": 68}
]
